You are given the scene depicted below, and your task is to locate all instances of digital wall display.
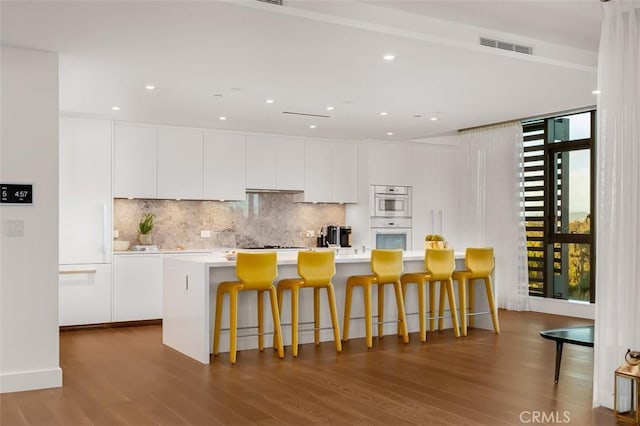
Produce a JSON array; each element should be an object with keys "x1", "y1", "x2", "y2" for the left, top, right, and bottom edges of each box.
[{"x1": 1, "y1": 184, "x2": 33, "y2": 204}]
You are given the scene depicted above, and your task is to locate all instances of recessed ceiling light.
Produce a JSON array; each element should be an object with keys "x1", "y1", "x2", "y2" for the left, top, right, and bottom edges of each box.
[
  {"x1": 219, "y1": 116, "x2": 227, "y2": 121},
  {"x1": 592, "y1": 90, "x2": 601, "y2": 94},
  {"x1": 111, "y1": 106, "x2": 120, "y2": 111},
  {"x1": 326, "y1": 106, "x2": 335, "y2": 111},
  {"x1": 383, "y1": 54, "x2": 396, "y2": 61},
  {"x1": 413, "y1": 114, "x2": 422, "y2": 118},
  {"x1": 265, "y1": 99, "x2": 275, "y2": 104},
  {"x1": 380, "y1": 112, "x2": 388, "y2": 116},
  {"x1": 145, "y1": 84, "x2": 155, "y2": 90},
  {"x1": 387, "y1": 132, "x2": 394, "y2": 136},
  {"x1": 231, "y1": 87, "x2": 243, "y2": 91},
  {"x1": 213, "y1": 93, "x2": 223, "y2": 98},
  {"x1": 430, "y1": 117, "x2": 439, "y2": 121},
  {"x1": 309, "y1": 125, "x2": 317, "y2": 129}
]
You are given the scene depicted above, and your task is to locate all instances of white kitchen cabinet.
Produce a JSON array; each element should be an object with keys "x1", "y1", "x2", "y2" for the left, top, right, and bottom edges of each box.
[
  {"x1": 113, "y1": 255, "x2": 163, "y2": 321},
  {"x1": 368, "y1": 142, "x2": 413, "y2": 186},
  {"x1": 157, "y1": 126, "x2": 203, "y2": 200},
  {"x1": 59, "y1": 264, "x2": 112, "y2": 326},
  {"x1": 203, "y1": 131, "x2": 246, "y2": 200},
  {"x1": 298, "y1": 140, "x2": 358, "y2": 203},
  {"x1": 246, "y1": 135, "x2": 305, "y2": 190},
  {"x1": 411, "y1": 142, "x2": 460, "y2": 249},
  {"x1": 114, "y1": 123, "x2": 157, "y2": 198},
  {"x1": 59, "y1": 116, "x2": 113, "y2": 264},
  {"x1": 331, "y1": 142, "x2": 358, "y2": 203}
]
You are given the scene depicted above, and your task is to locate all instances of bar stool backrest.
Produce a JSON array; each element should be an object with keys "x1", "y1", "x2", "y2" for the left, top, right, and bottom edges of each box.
[
  {"x1": 425, "y1": 248, "x2": 455, "y2": 280},
  {"x1": 236, "y1": 252, "x2": 278, "y2": 290},
  {"x1": 298, "y1": 250, "x2": 336, "y2": 286},
  {"x1": 371, "y1": 249, "x2": 404, "y2": 283},
  {"x1": 465, "y1": 247, "x2": 494, "y2": 278}
]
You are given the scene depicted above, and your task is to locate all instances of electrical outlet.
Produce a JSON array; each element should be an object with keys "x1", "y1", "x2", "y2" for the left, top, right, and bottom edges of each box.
[
  {"x1": 306, "y1": 230, "x2": 315, "y2": 237},
  {"x1": 113, "y1": 230, "x2": 119, "y2": 239},
  {"x1": 5, "y1": 219, "x2": 24, "y2": 237},
  {"x1": 201, "y1": 230, "x2": 211, "y2": 238}
]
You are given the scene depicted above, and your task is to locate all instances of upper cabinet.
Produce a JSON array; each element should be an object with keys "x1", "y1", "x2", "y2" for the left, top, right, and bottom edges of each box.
[
  {"x1": 298, "y1": 140, "x2": 358, "y2": 203},
  {"x1": 368, "y1": 142, "x2": 412, "y2": 186},
  {"x1": 203, "y1": 131, "x2": 246, "y2": 200},
  {"x1": 157, "y1": 127, "x2": 203, "y2": 200},
  {"x1": 114, "y1": 123, "x2": 157, "y2": 199},
  {"x1": 59, "y1": 116, "x2": 113, "y2": 264},
  {"x1": 246, "y1": 135, "x2": 304, "y2": 191}
]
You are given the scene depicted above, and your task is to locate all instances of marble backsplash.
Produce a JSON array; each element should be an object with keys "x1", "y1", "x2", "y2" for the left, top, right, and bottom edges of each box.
[{"x1": 114, "y1": 193, "x2": 346, "y2": 250}]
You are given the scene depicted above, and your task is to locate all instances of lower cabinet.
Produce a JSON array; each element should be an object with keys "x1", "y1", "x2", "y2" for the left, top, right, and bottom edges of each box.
[
  {"x1": 59, "y1": 264, "x2": 112, "y2": 326},
  {"x1": 113, "y1": 255, "x2": 163, "y2": 321}
]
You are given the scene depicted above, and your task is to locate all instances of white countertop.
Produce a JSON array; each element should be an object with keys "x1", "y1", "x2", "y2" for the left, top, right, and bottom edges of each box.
[
  {"x1": 164, "y1": 249, "x2": 465, "y2": 267},
  {"x1": 113, "y1": 249, "x2": 215, "y2": 255}
]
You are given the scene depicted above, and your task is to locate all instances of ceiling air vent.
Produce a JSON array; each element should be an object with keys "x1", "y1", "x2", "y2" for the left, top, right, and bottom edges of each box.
[
  {"x1": 480, "y1": 37, "x2": 533, "y2": 55},
  {"x1": 256, "y1": 0, "x2": 283, "y2": 5}
]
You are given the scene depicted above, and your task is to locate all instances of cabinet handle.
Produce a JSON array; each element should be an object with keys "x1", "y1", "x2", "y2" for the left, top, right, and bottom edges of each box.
[
  {"x1": 59, "y1": 269, "x2": 97, "y2": 275},
  {"x1": 185, "y1": 275, "x2": 189, "y2": 290}
]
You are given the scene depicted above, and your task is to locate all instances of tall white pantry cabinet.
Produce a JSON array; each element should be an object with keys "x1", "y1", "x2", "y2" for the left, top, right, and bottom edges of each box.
[{"x1": 58, "y1": 116, "x2": 113, "y2": 326}]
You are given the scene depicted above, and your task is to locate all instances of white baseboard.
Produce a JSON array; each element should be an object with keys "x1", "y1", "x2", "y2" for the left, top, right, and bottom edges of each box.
[
  {"x1": 0, "y1": 367, "x2": 62, "y2": 394},
  {"x1": 528, "y1": 296, "x2": 595, "y2": 320}
]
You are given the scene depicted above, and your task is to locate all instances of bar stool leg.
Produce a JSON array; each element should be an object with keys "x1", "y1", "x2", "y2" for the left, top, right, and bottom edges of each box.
[
  {"x1": 438, "y1": 281, "x2": 446, "y2": 331},
  {"x1": 363, "y1": 284, "x2": 373, "y2": 348},
  {"x1": 268, "y1": 287, "x2": 284, "y2": 359},
  {"x1": 342, "y1": 281, "x2": 353, "y2": 342},
  {"x1": 326, "y1": 285, "x2": 342, "y2": 352},
  {"x1": 229, "y1": 289, "x2": 239, "y2": 364},
  {"x1": 429, "y1": 283, "x2": 436, "y2": 333},
  {"x1": 468, "y1": 279, "x2": 475, "y2": 329},
  {"x1": 484, "y1": 277, "x2": 500, "y2": 333},
  {"x1": 377, "y1": 283, "x2": 385, "y2": 338},
  {"x1": 398, "y1": 282, "x2": 407, "y2": 336},
  {"x1": 213, "y1": 288, "x2": 224, "y2": 356},
  {"x1": 313, "y1": 288, "x2": 320, "y2": 345},
  {"x1": 291, "y1": 286, "x2": 299, "y2": 357},
  {"x1": 445, "y1": 279, "x2": 461, "y2": 338},
  {"x1": 393, "y1": 280, "x2": 409, "y2": 343},
  {"x1": 257, "y1": 290, "x2": 264, "y2": 351},
  {"x1": 417, "y1": 279, "x2": 426, "y2": 342},
  {"x1": 274, "y1": 285, "x2": 284, "y2": 349},
  {"x1": 457, "y1": 277, "x2": 467, "y2": 337}
]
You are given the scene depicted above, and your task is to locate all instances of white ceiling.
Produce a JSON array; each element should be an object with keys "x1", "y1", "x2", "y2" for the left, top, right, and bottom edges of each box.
[{"x1": 0, "y1": 0, "x2": 602, "y2": 141}]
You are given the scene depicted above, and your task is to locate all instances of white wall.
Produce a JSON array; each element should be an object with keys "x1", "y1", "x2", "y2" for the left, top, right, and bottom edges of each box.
[{"x1": 0, "y1": 46, "x2": 61, "y2": 393}]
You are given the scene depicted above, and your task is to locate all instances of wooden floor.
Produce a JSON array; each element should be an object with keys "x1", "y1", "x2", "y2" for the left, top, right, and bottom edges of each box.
[{"x1": 1, "y1": 311, "x2": 615, "y2": 425}]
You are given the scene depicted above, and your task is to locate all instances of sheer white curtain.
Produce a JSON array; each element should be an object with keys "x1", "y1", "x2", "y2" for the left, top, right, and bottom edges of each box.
[
  {"x1": 593, "y1": 0, "x2": 640, "y2": 410},
  {"x1": 459, "y1": 122, "x2": 530, "y2": 311}
]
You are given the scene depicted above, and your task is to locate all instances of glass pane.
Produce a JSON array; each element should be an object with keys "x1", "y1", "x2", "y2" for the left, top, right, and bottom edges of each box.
[
  {"x1": 376, "y1": 233, "x2": 407, "y2": 250},
  {"x1": 550, "y1": 243, "x2": 591, "y2": 301},
  {"x1": 551, "y1": 149, "x2": 590, "y2": 234},
  {"x1": 549, "y1": 112, "x2": 591, "y2": 142}
]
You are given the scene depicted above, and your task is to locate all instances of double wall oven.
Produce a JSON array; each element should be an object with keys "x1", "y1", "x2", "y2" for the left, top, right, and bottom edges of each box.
[{"x1": 370, "y1": 185, "x2": 412, "y2": 250}]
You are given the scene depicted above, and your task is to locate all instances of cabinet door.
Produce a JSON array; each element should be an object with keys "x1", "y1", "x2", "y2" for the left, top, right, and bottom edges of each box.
[
  {"x1": 368, "y1": 142, "x2": 412, "y2": 186},
  {"x1": 302, "y1": 140, "x2": 332, "y2": 202},
  {"x1": 59, "y1": 117, "x2": 112, "y2": 264},
  {"x1": 114, "y1": 123, "x2": 157, "y2": 198},
  {"x1": 203, "y1": 131, "x2": 246, "y2": 200},
  {"x1": 331, "y1": 142, "x2": 358, "y2": 203},
  {"x1": 246, "y1": 135, "x2": 277, "y2": 189},
  {"x1": 59, "y1": 264, "x2": 112, "y2": 326},
  {"x1": 157, "y1": 127, "x2": 203, "y2": 200},
  {"x1": 276, "y1": 138, "x2": 305, "y2": 190},
  {"x1": 113, "y1": 255, "x2": 163, "y2": 321}
]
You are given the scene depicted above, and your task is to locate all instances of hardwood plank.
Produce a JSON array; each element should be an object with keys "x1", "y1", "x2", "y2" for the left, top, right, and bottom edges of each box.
[{"x1": 0, "y1": 311, "x2": 617, "y2": 425}]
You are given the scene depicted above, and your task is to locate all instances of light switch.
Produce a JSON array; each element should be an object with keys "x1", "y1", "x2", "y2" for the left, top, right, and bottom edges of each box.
[
  {"x1": 5, "y1": 219, "x2": 24, "y2": 237},
  {"x1": 200, "y1": 230, "x2": 211, "y2": 238}
]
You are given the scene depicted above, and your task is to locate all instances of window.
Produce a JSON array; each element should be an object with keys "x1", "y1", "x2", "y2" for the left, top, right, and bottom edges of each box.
[{"x1": 522, "y1": 111, "x2": 595, "y2": 303}]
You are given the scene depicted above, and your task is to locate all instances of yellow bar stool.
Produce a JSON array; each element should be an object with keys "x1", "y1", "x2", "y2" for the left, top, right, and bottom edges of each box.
[
  {"x1": 213, "y1": 252, "x2": 284, "y2": 364},
  {"x1": 342, "y1": 249, "x2": 409, "y2": 348},
  {"x1": 400, "y1": 248, "x2": 461, "y2": 342},
  {"x1": 452, "y1": 247, "x2": 500, "y2": 337},
  {"x1": 275, "y1": 250, "x2": 342, "y2": 357}
]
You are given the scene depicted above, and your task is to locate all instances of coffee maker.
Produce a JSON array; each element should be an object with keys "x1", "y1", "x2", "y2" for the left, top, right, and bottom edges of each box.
[
  {"x1": 325, "y1": 225, "x2": 340, "y2": 246},
  {"x1": 339, "y1": 226, "x2": 351, "y2": 247}
]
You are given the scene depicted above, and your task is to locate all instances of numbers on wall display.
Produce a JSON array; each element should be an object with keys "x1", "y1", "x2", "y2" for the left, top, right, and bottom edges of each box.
[{"x1": 0, "y1": 184, "x2": 33, "y2": 204}]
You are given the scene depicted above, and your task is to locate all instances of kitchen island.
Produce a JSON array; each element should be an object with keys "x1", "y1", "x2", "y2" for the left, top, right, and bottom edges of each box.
[{"x1": 162, "y1": 250, "x2": 495, "y2": 364}]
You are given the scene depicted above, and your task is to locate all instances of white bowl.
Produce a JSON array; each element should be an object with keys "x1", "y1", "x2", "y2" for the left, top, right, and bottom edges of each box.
[{"x1": 114, "y1": 240, "x2": 130, "y2": 251}]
